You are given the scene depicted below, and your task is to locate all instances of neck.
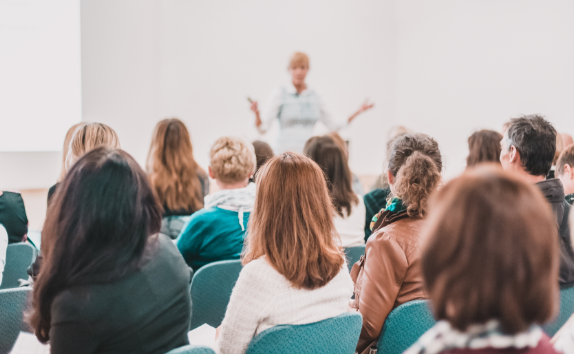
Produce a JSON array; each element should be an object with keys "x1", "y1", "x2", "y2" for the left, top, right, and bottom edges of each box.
[
  {"x1": 514, "y1": 168, "x2": 546, "y2": 184},
  {"x1": 216, "y1": 179, "x2": 249, "y2": 190},
  {"x1": 292, "y1": 81, "x2": 306, "y2": 93}
]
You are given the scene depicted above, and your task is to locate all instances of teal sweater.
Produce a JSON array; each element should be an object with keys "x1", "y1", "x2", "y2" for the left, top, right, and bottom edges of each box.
[{"x1": 176, "y1": 207, "x2": 250, "y2": 272}]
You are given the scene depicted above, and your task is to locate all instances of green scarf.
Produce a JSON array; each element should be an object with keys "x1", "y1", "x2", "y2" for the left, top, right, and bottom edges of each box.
[{"x1": 370, "y1": 196, "x2": 407, "y2": 231}]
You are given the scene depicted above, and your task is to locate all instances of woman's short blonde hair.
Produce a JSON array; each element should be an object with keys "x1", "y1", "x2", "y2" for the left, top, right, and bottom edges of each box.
[
  {"x1": 210, "y1": 136, "x2": 256, "y2": 184},
  {"x1": 66, "y1": 123, "x2": 120, "y2": 170},
  {"x1": 288, "y1": 52, "x2": 309, "y2": 69}
]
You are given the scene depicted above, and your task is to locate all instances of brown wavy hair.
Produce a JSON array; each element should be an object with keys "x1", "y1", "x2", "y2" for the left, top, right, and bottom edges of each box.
[
  {"x1": 243, "y1": 152, "x2": 345, "y2": 290},
  {"x1": 304, "y1": 135, "x2": 358, "y2": 217},
  {"x1": 422, "y1": 165, "x2": 558, "y2": 333},
  {"x1": 388, "y1": 133, "x2": 442, "y2": 218},
  {"x1": 147, "y1": 118, "x2": 205, "y2": 213},
  {"x1": 32, "y1": 147, "x2": 161, "y2": 342},
  {"x1": 466, "y1": 129, "x2": 503, "y2": 167}
]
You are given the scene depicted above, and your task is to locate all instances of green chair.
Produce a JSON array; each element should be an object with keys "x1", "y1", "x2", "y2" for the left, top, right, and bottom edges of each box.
[
  {"x1": 376, "y1": 300, "x2": 436, "y2": 354},
  {"x1": 189, "y1": 260, "x2": 243, "y2": 330},
  {"x1": 0, "y1": 287, "x2": 32, "y2": 354},
  {"x1": 166, "y1": 345, "x2": 216, "y2": 354},
  {"x1": 1, "y1": 243, "x2": 36, "y2": 289},
  {"x1": 344, "y1": 245, "x2": 365, "y2": 272},
  {"x1": 245, "y1": 312, "x2": 362, "y2": 354},
  {"x1": 542, "y1": 283, "x2": 574, "y2": 336}
]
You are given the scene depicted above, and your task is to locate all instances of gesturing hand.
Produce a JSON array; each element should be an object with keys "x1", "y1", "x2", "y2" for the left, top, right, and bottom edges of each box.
[
  {"x1": 358, "y1": 99, "x2": 374, "y2": 113},
  {"x1": 250, "y1": 101, "x2": 259, "y2": 114}
]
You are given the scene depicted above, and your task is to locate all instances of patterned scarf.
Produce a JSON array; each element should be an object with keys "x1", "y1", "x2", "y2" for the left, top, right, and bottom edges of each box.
[
  {"x1": 369, "y1": 196, "x2": 408, "y2": 232},
  {"x1": 404, "y1": 320, "x2": 543, "y2": 354}
]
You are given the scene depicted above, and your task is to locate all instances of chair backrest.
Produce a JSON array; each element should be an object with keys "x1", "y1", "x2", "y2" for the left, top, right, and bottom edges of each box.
[
  {"x1": 1, "y1": 243, "x2": 36, "y2": 290},
  {"x1": 542, "y1": 283, "x2": 574, "y2": 336},
  {"x1": 165, "y1": 345, "x2": 216, "y2": 354},
  {"x1": 0, "y1": 287, "x2": 32, "y2": 354},
  {"x1": 189, "y1": 260, "x2": 243, "y2": 330},
  {"x1": 376, "y1": 300, "x2": 436, "y2": 354},
  {"x1": 344, "y1": 245, "x2": 365, "y2": 272},
  {"x1": 245, "y1": 312, "x2": 362, "y2": 354}
]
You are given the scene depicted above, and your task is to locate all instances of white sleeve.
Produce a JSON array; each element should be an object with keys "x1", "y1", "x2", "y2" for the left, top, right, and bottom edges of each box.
[
  {"x1": 215, "y1": 261, "x2": 274, "y2": 354},
  {"x1": 317, "y1": 93, "x2": 346, "y2": 132},
  {"x1": 0, "y1": 225, "x2": 8, "y2": 286},
  {"x1": 258, "y1": 88, "x2": 282, "y2": 134}
]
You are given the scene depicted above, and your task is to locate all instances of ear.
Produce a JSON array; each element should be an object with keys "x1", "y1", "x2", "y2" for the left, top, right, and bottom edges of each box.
[
  {"x1": 509, "y1": 145, "x2": 519, "y2": 165},
  {"x1": 208, "y1": 166, "x2": 216, "y2": 179},
  {"x1": 565, "y1": 164, "x2": 574, "y2": 180},
  {"x1": 387, "y1": 169, "x2": 394, "y2": 185}
]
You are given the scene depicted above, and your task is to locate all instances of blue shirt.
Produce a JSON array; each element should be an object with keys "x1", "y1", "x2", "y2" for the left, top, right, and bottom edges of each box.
[{"x1": 176, "y1": 207, "x2": 250, "y2": 272}]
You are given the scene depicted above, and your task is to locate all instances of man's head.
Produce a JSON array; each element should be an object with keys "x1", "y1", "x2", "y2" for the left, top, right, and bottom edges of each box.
[
  {"x1": 556, "y1": 145, "x2": 574, "y2": 195},
  {"x1": 500, "y1": 115, "x2": 556, "y2": 179}
]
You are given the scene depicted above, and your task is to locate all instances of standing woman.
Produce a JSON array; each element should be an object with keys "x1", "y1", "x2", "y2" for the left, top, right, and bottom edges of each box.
[
  {"x1": 147, "y1": 118, "x2": 209, "y2": 239},
  {"x1": 250, "y1": 52, "x2": 374, "y2": 154},
  {"x1": 32, "y1": 147, "x2": 192, "y2": 354}
]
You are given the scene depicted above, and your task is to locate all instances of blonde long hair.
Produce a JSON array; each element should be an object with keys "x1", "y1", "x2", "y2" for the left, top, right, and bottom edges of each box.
[
  {"x1": 147, "y1": 118, "x2": 205, "y2": 213},
  {"x1": 66, "y1": 123, "x2": 120, "y2": 171},
  {"x1": 243, "y1": 153, "x2": 344, "y2": 290}
]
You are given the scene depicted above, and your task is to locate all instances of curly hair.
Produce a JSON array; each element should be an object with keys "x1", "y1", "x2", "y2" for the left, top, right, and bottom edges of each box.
[
  {"x1": 388, "y1": 133, "x2": 442, "y2": 218},
  {"x1": 210, "y1": 136, "x2": 256, "y2": 184}
]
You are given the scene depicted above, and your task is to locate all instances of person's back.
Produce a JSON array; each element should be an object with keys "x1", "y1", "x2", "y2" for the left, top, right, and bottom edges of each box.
[
  {"x1": 177, "y1": 136, "x2": 256, "y2": 271},
  {"x1": 50, "y1": 234, "x2": 191, "y2": 353},
  {"x1": 32, "y1": 148, "x2": 191, "y2": 354},
  {"x1": 500, "y1": 114, "x2": 574, "y2": 283},
  {"x1": 351, "y1": 133, "x2": 442, "y2": 353},
  {"x1": 405, "y1": 166, "x2": 560, "y2": 354},
  {"x1": 0, "y1": 191, "x2": 28, "y2": 244},
  {"x1": 216, "y1": 153, "x2": 353, "y2": 354}
]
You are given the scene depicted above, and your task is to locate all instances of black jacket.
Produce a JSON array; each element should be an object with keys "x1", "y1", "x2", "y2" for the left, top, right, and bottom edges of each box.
[
  {"x1": 0, "y1": 191, "x2": 28, "y2": 244},
  {"x1": 536, "y1": 179, "x2": 574, "y2": 284}
]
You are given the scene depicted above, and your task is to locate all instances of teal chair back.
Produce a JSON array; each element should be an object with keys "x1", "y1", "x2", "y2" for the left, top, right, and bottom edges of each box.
[
  {"x1": 166, "y1": 345, "x2": 216, "y2": 354},
  {"x1": 189, "y1": 260, "x2": 243, "y2": 330},
  {"x1": 244, "y1": 312, "x2": 362, "y2": 354},
  {"x1": 376, "y1": 300, "x2": 436, "y2": 354},
  {"x1": 542, "y1": 283, "x2": 574, "y2": 336},
  {"x1": 1, "y1": 243, "x2": 36, "y2": 289},
  {"x1": 0, "y1": 287, "x2": 32, "y2": 354},
  {"x1": 344, "y1": 245, "x2": 365, "y2": 272}
]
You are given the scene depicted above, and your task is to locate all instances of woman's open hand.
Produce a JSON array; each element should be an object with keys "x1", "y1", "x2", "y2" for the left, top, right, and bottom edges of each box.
[{"x1": 348, "y1": 99, "x2": 374, "y2": 123}]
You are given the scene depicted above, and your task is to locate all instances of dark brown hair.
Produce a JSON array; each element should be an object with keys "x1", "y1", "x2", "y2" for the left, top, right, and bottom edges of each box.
[
  {"x1": 304, "y1": 136, "x2": 359, "y2": 217},
  {"x1": 243, "y1": 153, "x2": 345, "y2": 290},
  {"x1": 388, "y1": 133, "x2": 442, "y2": 218},
  {"x1": 466, "y1": 130, "x2": 503, "y2": 167},
  {"x1": 252, "y1": 140, "x2": 274, "y2": 173},
  {"x1": 557, "y1": 144, "x2": 574, "y2": 177},
  {"x1": 422, "y1": 165, "x2": 558, "y2": 333},
  {"x1": 32, "y1": 147, "x2": 162, "y2": 342},
  {"x1": 147, "y1": 118, "x2": 205, "y2": 214}
]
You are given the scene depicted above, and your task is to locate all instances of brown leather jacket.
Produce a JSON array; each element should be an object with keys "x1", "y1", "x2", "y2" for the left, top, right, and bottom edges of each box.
[{"x1": 350, "y1": 216, "x2": 427, "y2": 353}]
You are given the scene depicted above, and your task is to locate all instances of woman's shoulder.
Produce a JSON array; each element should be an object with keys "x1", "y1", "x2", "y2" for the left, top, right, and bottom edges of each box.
[{"x1": 368, "y1": 217, "x2": 425, "y2": 249}]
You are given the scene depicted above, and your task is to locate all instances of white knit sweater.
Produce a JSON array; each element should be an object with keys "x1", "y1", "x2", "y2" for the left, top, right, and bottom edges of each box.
[{"x1": 215, "y1": 257, "x2": 354, "y2": 354}]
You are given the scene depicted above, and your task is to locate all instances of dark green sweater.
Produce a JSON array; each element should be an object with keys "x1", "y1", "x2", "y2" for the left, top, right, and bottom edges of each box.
[
  {"x1": 49, "y1": 234, "x2": 192, "y2": 354},
  {"x1": 363, "y1": 188, "x2": 391, "y2": 241}
]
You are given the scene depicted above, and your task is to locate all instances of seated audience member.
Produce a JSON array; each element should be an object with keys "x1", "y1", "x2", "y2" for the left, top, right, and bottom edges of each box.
[
  {"x1": 0, "y1": 191, "x2": 28, "y2": 244},
  {"x1": 48, "y1": 122, "x2": 86, "y2": 201},
  {"x1": 31, "y1": 147, "x2": 191, "y2": 354},
  {"x1": 405, "y1": 166, "x2": 560, "y2": 354},
  {"x1": 0, "y1": 225, "x2": 7, "y2": 285},
  {"x1": 252, "y1": 140, "x2": 274, "y2": 173},
  {"x1": 466, "y1": 129, "x2": 503, "y2": 167},
  {"x1": 48, "y1": 122, "x2": 120, "y2": 202},
  {"x1": 304, "y1": 135, "x2": 366, "y2": 247},
  {"x1": 147, "y1": 118, "x2": 209, "y2": 239},
  {"x1": 363, "y1": 133, "x2": 406, "y2": 241},
  {"x1": 556, "y1": 145, "x2": 574, "y2": 205},
  {"x1": 500, "y1": 114, "x2": 574, "y2": 283},
  {"x1": 215, "y1": 153, "x2": 353, "y2": 354},
  {"x1": 177, "y1": 136, "x2": 256, "y2": 272},
  {"x1": 327, "y1": 132, "x2": 364, "y2": 195},
  {"x1": 548, "y1": 132, "x2": 564, "y2": 179},
  {"x1": 369, "y1": 126, "x2": 411, "y2": 190},
  {"x1": 351, "y1": 133, "x2": 442, "y2": 353}
]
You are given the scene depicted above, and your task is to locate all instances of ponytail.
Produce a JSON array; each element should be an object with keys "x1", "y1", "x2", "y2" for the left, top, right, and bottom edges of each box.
[{"x1": 387, "y1": 133, "x2": 443, "y2": 218}]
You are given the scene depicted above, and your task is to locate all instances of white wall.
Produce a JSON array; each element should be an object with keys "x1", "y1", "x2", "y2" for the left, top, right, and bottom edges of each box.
[
  {"x1": 395, "y1": 0, "x2": 574, "y2": 178},
  {"x1": 81, "y1": 0, "x2": 395, "y2": 176}
]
